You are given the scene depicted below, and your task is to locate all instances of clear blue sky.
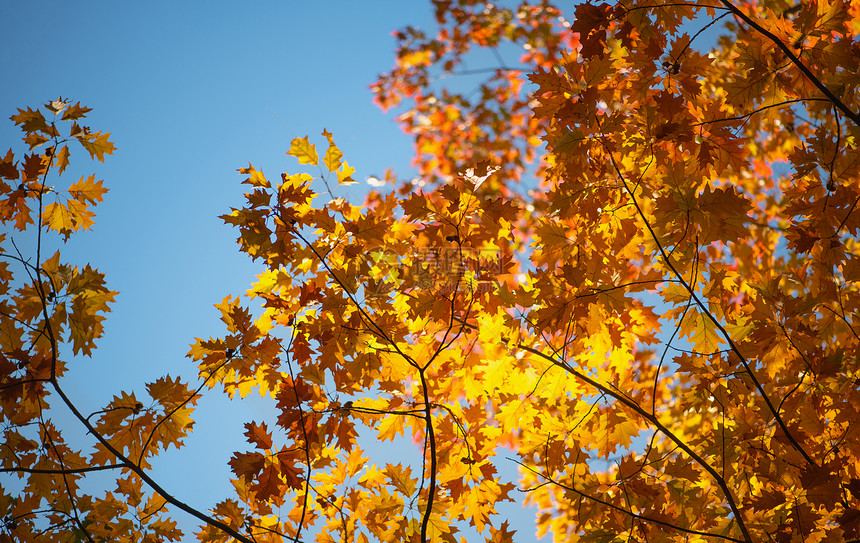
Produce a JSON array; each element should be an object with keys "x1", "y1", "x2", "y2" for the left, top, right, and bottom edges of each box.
[{"x1": 1, "y1": 1, "x2": 549, "y2": 540}]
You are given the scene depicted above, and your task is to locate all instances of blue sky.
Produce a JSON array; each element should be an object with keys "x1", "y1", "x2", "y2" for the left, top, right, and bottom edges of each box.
[{"x1": 1, "y1": 1, "x2": 551, "y2": 540}]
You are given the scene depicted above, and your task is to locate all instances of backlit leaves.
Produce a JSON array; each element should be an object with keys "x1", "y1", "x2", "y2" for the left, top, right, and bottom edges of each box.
[
  {"x1": 287, "y1": 136, "x2": 318, "y2": 165},
  {"x1": 5, "y1": 0, "x2": 860, "y2": 541}
]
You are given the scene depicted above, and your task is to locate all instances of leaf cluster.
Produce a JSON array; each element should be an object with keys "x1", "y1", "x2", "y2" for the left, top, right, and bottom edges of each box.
[{"x1": 4, "y1": 0, "x2": 860, "y2": 542}]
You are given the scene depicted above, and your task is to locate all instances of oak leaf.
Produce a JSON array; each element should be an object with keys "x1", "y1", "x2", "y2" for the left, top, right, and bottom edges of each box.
[{"x1": 287, "y1": 136, "x2": 319, "y2": 165}]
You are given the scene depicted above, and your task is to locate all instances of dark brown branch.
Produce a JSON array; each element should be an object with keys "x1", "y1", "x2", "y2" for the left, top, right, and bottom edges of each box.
[
  {"x1": 653, "y1": 285, "x2": 695, "y2": 414},
  {"x1": 718, "y1": 0, "x2": 860, "y2": 126},
  {"x1": 822, "y1": 304, "x2": 860, "y2": 342},
  {"x1": 692, "y1": 98, "x2": 830, "y2": 127},
  {"x1": 513, "y1": 458, "x2": 747, "y2": 543},
  {"x1": 27, "y1": 133, "x2": 256, "y2": 543},
  {"x1": 137, "y1": 355, "x2": 233, "y2": 465},
  {"x1": 0, "y1": 463, "x2": 122, "y2": 475},
  {"x1": 602, "y1": 139, "x2": 817, "y2": 470},
  {"x1": 418, "y1": 234, "x2": 469, "y2": 543},
  {"x1": 673, "y1": 11, "x2": 731, "y2": 60},
  {"x1": 281, "y1": 334, "x2": 312, "y2": 543},
  {"x1": 452, "y1": 315, "x2": 752, "y2": 543},
  {"x1": 417, "y1": 369, "x2": 438, "y2": 543},
  {"x1": 0, "y1": 377, "x2": 51, "y2": 391},
  {"x1": 49, "y1": 379, "x2": 256, "y2": 543}
]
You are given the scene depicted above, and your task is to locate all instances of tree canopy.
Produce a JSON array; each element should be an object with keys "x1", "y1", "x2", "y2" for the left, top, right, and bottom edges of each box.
[{"x1": 2, "y1": 1, "x2": 860, "y2": 542}]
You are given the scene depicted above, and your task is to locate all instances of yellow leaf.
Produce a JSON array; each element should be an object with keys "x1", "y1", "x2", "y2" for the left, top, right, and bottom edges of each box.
[
  {"x1": 238, "y1": 163, "x2": 270, "y2": 188},
  {"x1": 287, "y1": 136, "x2": 319, "y2": 165},
  {"x1": 66, "y1": 198, "x2": 95, "y2": 231},
  {"x1": 375, "y1": 415, "x2": 406, "y2": 442},
  {"x1": 68, "y1": 174, "x2": 108, "y2": 204},
  {"x1": 683, "y1": 307, "x2": 722, "y2": 353},
  {"x1": 324, "y1": 143, "x2": 343, "y2": 172},
  {"x1": 385, "y1": 463, "x2": 417, "y2": 495},
  {"x1": 54, "y1": 145, "x2": 71, "y2": 175},
  {"x1": 322, "y1": 130, "x2": 344, "y2": 172},
  {"x1": 337, "y1": 161, "x2": 356, "y2": 185},
  {"x1": 42, "y1": 202, "x2": 74, "y2": 234},
  {"x1": 661, "y1": 282, "x2": 690, "y2": 305}
]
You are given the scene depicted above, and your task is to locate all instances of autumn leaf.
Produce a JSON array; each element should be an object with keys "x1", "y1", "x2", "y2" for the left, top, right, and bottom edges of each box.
[
  {"x1": 61, "y1": 101, "x2": 93, "y2": 121},
  {"x1": 0, "y1": 149, "x2": 18, "y2": 180},
  {"x1": 570, "y1": 2, "x2": 612, "y2": 58},
  {"x1": 244, "y1": 421, "x2": 273, "y2": 450},
  {"x1": 322, "y1": 132, "x2": 344, "y2": 172},
  {"x1": 229, "y1": 451, "x2": 265, "y2": 481},
  {"x1": 681, "y1": 306, "x2": 723, "y2": 353},
  {"x1": 77, "y1": 130, "x2": 116, "y2": 162},
  {"x1": 287, "y1": 136, "x2": 319, "y2": 165},
  {"x1": 68, "y1": 174, "x2": 108, "y2": 204},
  {"x1": 53, "y1": 144, "x2": 71, "y2": 175},
  {"x1": 337, "y1": 161, "x2": 357, "y2": 185},
  {"x1": 42, "y1": 201, "x2": 76, "y2": 235},
  {"x1": 238, "y1": 163, "x2": 270, "y2": 188},
  {"x1": 10, "y1": 106, "x2": 49, "y2": 133},
  {"x1": 694, "y1": 185, "x2": 751, "y2": 244}
]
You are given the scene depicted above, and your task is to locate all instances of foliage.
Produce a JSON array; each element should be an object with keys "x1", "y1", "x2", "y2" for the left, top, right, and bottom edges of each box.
[{"x1": 3, "y1": 0, "x2": 860, "y2": 542}]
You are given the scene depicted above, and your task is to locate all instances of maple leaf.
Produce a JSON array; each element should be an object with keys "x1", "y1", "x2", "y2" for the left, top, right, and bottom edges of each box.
[
  {"x1": 229, "y1": 451, "x2": 265, "y2": 480},
  {"x1": 238, "y1": 163, "x2": 270, "y2": 188},
  {"x1": 42, "y1": 202, "x2": 76, "y2": 238},
  {"x1": 486, "y1": 521, "x2": 517, "y2": 543},
  {"x1": 21, "y1": 152, "x2": 46, "y2": 181},
  {"x1": 337, "y1": 161, "x2": 357, "y2": 185},
  {"x1": 44, "y1": 97, "x2": 69, "y2": 115},
  {"x1": 276, "y1": 447, "x2": 304, "y2": 489},
  {"x1": 681, "y1": 306, "x2": 723, "y2": 353},
  {"x1": 786, "y1": 223, "x2": 820, "y2": 253},
  {"x1": 322, "y1": 132, "x2": 344, "y2": 172},
  {"x1": 253, "y1": 464, "x2": 285, "y2": 503},
  {"x1": 386, "y1": 463, "x2": 418, "y2": 496},
  {"x1": 147, "y1": 375, "x2": 196, "y2": 410},
  {"x1": 23, "y1": 131, "x2": 49, "y2": 150}
]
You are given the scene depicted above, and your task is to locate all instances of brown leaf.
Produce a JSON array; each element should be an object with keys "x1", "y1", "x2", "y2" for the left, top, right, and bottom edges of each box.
[{"x1": 244, "y1": 421, "x2": 273, "y2": 450}]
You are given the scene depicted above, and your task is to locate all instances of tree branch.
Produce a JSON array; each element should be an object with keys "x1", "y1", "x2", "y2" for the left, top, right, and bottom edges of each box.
[
  {"x1": 513, "y1": 458, "x2": 747, "y2": 543},
  {"x1": 452, "y1": 315, "x2": 753, "y2": 543},
  {"x1": 0, "y1": 463, "x2": 123, "y2": 475},
  {"x1": 718, "y1": 0, "x2": 860, "y2": 126},
  {"x1": 602, "y1": 138, "x2": 817, "y2": 469}
]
